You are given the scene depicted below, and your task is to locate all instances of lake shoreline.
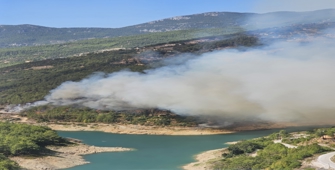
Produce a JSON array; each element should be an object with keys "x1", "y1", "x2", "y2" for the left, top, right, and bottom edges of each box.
[
  {"x1": 182, "y1": 148, "x2": 227, "y2": 170},
  {"x1": 9, "y1": 143, "x2": 134, "y2": 170},
  {"x1": 46, "y1": 121, "x2": 333, "y2": 136},
  {"x1": 5, "y1": 116, "x2": 324, "y2": 170},
  {"x1": 47, "y1": 122, "x2": 234, "y2": 135},
  {"x1": 7, "y1": 115, "x2": 309, "y2": 136},
  {"x1": 181, "y1": 141, "x2": 239, "y2": 170},
  {"x1": 7, "y1": 115, "x2": 234, "y2": 135}
]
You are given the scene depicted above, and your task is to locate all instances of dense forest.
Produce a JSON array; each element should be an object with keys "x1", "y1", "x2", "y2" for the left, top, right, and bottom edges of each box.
[
  {"x1": 213, "y1": 129, "x2": 334, "y2": 169},
  {"x1": 0, "y1": 122, "x2": 69, "y2": 170}
]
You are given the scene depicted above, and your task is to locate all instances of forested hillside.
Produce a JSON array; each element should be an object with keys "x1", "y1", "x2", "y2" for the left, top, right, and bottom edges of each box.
[
  {"x1": 0, "y1": 35, "x2": 258, "y2": 105},
  {"x1": 1, "y1": 9, "x2": 334, "y2": 48},
  {"x1": 0, "y1": 49, "x2": 144, "y2": 104},
  {"x1": 0, "y1": 28, "x2": 242, "y2": 68},
  {"x1": 1, "y1": 19, "x2": 335, "y2": 69}
]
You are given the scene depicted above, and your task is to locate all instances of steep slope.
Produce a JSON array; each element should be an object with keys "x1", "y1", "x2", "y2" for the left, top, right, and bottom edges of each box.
[{"x1": 0, "y1": 35, "x2": 258, "y2": 105}]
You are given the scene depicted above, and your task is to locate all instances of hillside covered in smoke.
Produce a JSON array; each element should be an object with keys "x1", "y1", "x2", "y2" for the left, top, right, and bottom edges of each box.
[
  {"x1": 2, "y1": 8, "x2": 335, "y2": 127},
  {"x1": 45, "y1": 38, "x2": 335, "y2": 124}
]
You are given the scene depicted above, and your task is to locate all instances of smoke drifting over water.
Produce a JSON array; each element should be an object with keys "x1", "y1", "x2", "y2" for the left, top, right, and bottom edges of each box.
[{"x1": 45, "y1": 39, "x2": 335, "y2": 123}]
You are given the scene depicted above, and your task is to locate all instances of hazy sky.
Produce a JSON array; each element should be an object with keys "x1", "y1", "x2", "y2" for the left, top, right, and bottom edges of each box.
[{"x1": 1, "y1": 0, "x2": 335, "y2": 28}]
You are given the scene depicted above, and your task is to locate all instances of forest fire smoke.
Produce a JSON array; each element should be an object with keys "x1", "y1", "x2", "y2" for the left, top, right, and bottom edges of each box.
[{"x1": 45, "y1": 39, "x2": 335, "y2": 123}]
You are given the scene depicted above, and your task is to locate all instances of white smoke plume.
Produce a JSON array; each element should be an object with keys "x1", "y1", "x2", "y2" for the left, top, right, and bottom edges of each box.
[
  {"x1": 3, "y1": 101, "x2": 48, "y2": 113},
  {"x1": 45, "y1": 38, "x2": 335, "y2": 123}
]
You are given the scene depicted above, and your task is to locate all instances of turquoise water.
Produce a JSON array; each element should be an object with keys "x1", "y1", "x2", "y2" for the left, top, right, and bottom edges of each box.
[{"x1": 58, "y1": 127, "x2": 316, "y2": 170}]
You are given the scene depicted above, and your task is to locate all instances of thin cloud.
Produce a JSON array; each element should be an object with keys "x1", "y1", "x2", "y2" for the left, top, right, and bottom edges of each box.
[{"x1": 253, "y1": 0, "x2": 335, "y2": 13}]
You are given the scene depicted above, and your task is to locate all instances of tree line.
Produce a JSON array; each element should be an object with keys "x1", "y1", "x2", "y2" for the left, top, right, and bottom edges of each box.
[{"x1": 23, "y1": 105, "x2": 199, "y2": 127}]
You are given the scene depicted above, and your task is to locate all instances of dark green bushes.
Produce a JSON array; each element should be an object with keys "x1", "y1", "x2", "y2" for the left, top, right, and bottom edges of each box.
[
  {"x1": 0, "y1": 122, "x2": 69, "y2": 170},
  {"x1": 215, "y1": 132, "x2": 331, "y2": 170},
  {"x1": 223, "y1": 140, "x2": 262, "y2": 158},
  {"x1": 0, "y1": 154, "x2": 20, "y2": 170},
  {"x1": 24, "y1": 105, "x2": 198, "y2": 127},
  {"x1": 0, "y1": 122, "x2": 67, "y2": 156}
]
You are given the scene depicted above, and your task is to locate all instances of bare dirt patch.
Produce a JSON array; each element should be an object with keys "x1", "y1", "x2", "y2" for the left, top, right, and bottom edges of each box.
[
  {"x1": 30, "y1": 65, "x2": 54, "y2": 70},
  {"x1": 182, "y1": 148, "x2": 227, "y2": 170}
]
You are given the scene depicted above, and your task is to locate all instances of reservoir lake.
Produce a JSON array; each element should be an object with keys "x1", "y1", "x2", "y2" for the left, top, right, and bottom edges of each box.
[{"x1": 58, "y1": 127, "x2": 316, "y2": 170}]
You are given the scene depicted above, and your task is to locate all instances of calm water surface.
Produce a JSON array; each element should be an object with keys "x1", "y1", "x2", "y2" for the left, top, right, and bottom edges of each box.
[{"x1": 58, "y1": 126, "x2": 316, "y2": 170}]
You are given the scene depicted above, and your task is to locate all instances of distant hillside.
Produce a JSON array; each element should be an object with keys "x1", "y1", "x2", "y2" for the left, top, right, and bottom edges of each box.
[
  {"x1": 1, "y1": 20, "x2": 334, "y2": 68},
  {"x1": 1, "y1": 9, "x2": 334, "y2": 48},
  {"x1": 0, "y1": 28, "x2": 241, "y2": 68}
]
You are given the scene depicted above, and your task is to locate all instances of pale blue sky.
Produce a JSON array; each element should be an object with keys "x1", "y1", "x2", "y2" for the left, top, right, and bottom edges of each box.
[{"x1": 1, "y1": 0, "x2": 334, "y2": 28}]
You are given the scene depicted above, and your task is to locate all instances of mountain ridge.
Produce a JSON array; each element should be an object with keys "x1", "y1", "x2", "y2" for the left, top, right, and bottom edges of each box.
[{"x1": 1, "y1": 9, "x2": 334, "y2": 48}]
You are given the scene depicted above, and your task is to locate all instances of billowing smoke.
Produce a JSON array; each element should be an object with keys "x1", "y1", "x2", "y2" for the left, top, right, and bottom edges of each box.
[
  {"x1": 2, "y1": 101, "x2": 48, "y2": 113},
  {"x1": 45, "y1": 38, "x2": 335, "y2": 123}
]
